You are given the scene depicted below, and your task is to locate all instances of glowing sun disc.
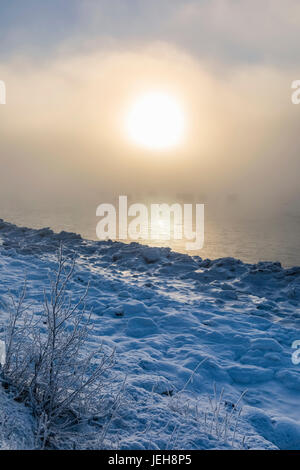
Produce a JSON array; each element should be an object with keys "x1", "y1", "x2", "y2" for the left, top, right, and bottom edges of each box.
[{"x1": 125, "y1": 92, "x2": 185, "y2": 150}]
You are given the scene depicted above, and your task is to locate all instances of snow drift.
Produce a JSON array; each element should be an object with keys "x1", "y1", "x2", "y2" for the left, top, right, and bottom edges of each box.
[{"x1": 0, "y1": 219, "x2": 299, "y2": 449}]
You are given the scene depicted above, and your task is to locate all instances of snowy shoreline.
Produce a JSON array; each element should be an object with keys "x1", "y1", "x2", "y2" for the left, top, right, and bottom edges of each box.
[{"x1": 0, "y1": 219, "x2": 299, "y2": 450}]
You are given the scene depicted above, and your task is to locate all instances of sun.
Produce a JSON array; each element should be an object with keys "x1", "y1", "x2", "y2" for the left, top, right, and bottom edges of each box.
[{"x1": 125, "y1": 92, "x2": 185, "y2": 150}]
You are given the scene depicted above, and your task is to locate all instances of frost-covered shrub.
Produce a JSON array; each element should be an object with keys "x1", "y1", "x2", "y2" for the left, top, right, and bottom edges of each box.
[{"x1": 1, "y1": 246, "x2": 115, "y2": 449}]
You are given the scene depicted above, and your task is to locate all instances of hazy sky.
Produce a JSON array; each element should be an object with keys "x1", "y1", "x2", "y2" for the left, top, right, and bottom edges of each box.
[
  {"x1": 0, "y1": 0, "x2": 299, "y2": 215},
  {"x1": 1, "y1": 0, "x2": 300, "y2": 65}
]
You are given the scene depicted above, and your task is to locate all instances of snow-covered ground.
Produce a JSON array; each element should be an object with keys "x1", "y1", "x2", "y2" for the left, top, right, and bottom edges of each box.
[
  {"x1": 0, "y1": 219, "x2": 299, "y2": 450},
  {"x1": 0, "y1": 385, "x2": 35, "y2": 449}
]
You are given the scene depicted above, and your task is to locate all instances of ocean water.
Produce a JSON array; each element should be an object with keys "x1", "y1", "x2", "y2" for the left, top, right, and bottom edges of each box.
[{"x1": 0, "y1": 203, "x2": 299, "y2": 267}]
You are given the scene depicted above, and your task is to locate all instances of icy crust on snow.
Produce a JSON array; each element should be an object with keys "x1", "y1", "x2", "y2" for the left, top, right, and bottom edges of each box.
[{"x1": 0, "y1": 219, "x2": 299, "y2": 450}]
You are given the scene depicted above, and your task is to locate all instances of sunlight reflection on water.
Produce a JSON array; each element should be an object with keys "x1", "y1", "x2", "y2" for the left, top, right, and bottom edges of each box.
[{"x1": 1, "y1": 204, "x2": 299, "y2": 267}]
